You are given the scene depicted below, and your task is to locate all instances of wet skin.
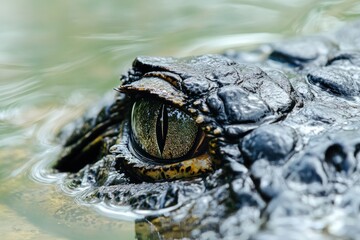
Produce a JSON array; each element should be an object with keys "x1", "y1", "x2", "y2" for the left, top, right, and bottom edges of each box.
[{"x1": 54, "y1": 21, "x2": 360, "y2": 239}]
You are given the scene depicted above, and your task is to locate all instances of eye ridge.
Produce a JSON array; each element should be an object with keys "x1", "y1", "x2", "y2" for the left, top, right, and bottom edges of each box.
[{"x1": 156, "y1": 103, "x2": 168, "y2": 155}]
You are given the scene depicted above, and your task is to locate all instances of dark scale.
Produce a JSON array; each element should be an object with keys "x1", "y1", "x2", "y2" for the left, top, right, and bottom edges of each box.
[{"x1": 53, "y1": 21, "x2": 360, "y2": 239}]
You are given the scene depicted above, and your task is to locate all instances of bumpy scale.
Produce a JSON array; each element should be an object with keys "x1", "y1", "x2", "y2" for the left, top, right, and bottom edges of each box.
[{"x1": 54, "y1": 21, "x2": 360, "y2": 239}]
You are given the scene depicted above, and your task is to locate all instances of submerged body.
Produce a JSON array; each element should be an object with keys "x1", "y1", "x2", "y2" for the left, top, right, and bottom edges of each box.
[{"x1": 54, "y1": 21, "x2": 360, "y2": 239}]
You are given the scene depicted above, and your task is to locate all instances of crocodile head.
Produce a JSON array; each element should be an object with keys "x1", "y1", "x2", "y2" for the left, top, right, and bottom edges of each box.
[{"x1": 53, "y1": 21, "x2": 360, "y2": 239}]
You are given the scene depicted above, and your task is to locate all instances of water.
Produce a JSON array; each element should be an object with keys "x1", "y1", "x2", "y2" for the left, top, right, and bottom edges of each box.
[{"x1": 1, "y1": 0, "x2": 360, "y2": 239}]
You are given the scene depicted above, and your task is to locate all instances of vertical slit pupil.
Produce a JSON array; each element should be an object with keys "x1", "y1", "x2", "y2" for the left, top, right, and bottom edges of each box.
[{"x1": 156, "y1": 104, "x2": 168, "y2": 156}]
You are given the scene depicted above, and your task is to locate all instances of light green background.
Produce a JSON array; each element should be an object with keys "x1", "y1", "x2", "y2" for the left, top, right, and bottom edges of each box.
[{"x1": 0, "y1": 1, "x2": 359, "y2": 239}]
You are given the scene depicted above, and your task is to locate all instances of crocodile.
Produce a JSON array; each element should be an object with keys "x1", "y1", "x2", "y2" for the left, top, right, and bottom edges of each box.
[{"x1": 53, "y1": 21, "x2": 360, "y2": 239}]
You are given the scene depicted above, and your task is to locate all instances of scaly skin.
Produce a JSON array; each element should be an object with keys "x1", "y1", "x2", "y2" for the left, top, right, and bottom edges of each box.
[{"x1": 53, "y1": 21, "x2": 360, "y2": 239}]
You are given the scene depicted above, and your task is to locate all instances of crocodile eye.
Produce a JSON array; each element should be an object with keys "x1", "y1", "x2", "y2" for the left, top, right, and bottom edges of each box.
[{"x1": 131, "y1": 99, "x2": 205, "y2": 161}]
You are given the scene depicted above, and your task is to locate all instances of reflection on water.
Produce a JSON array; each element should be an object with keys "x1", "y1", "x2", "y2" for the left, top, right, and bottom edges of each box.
[{"x1": 1, "y1": 0, "x2": 360, "y2": 239}]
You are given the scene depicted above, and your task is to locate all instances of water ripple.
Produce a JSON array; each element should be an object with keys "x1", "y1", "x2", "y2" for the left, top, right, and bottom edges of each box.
[
  {"x1": 77, "y1": 33, "x2": 148, "y2": 42},
  {"x1": 178, "y1": 33, "x2": 281, "y2": 56},
  {"x1": 42, "y1": 56, "x2": 93, "y2": 75},
  {"x1": 0, "y1": 77, "x2": 38, "y2": 95}
]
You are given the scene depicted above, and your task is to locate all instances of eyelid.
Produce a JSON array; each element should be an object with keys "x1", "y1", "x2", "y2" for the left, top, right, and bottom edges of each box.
[
  {"x1": 124, "y1": 153, "x2": 214, "y2": 182},
  {"x1": 119, "y1": 77, "x2": 187, "y2": 107},
  {"x1": 142, "y1": 71, "x2": 183, "y2": 89}
]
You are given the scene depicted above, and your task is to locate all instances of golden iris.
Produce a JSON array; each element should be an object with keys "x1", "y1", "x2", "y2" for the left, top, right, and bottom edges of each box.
[{"x1": 131, "y1": 99, "x2": 203, "y2": 161}]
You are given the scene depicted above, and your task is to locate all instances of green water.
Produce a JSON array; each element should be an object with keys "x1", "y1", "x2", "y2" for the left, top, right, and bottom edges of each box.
[{"x1": 1, "y1": 0, "x2": 359, "y2": 239}]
